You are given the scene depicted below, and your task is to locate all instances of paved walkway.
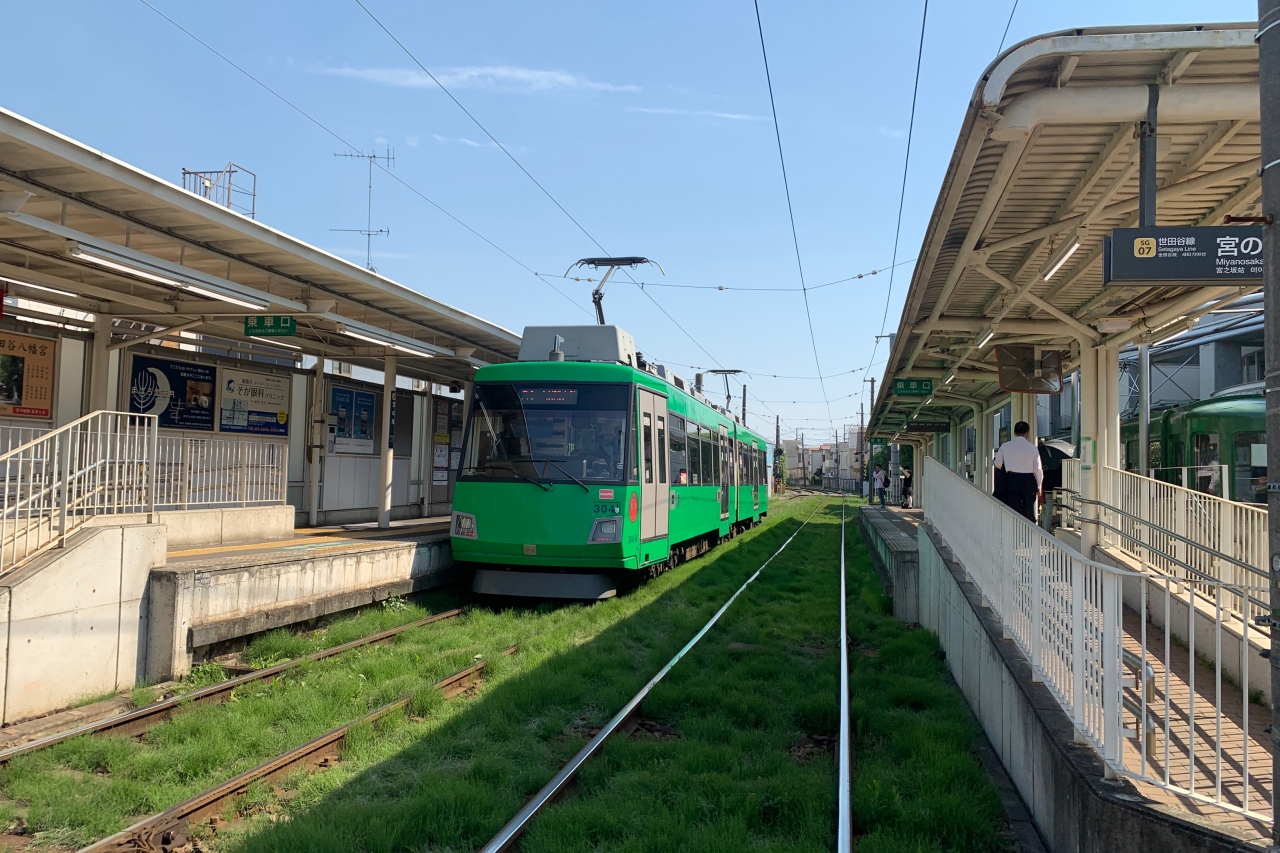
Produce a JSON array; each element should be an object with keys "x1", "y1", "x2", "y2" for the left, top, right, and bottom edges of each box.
[{"x1": 167, "y1": 517, "x2": 451, "y2": 566}]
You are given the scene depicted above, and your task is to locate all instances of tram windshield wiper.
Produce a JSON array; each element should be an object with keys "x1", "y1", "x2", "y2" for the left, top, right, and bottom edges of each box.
[
  {"x1": 475, "y1": 462, "x2": 550, "y2": 491},
  {"x1": 536, "y1": 458, "x2": 591, "y2": 492}
]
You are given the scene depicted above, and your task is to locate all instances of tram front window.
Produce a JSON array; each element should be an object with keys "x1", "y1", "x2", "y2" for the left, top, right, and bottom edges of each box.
[
  {"x1": 461, "y1": 382, "x2": 632, "y2": 485},
  {"x1": 1234, "y1": 432, "x2": 1266, "y2": 504}
]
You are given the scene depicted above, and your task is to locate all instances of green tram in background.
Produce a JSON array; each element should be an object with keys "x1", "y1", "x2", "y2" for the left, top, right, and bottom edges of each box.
[
  {"x1": 450, "y1": 326, "x2": 770, "y2": 600},
  {"x1": 1119, "y1": 392, "x2": 1266, "y2": 504}
]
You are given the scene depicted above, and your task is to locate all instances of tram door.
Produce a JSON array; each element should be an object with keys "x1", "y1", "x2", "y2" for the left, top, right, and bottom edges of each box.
[
  {"x1": 719, "y1": 427, "x2": 731, "y2": 520},
  {"x1": 752, "y1": 446, "x2": 760, "y2": 511},
  {"x1": 638, "y1": 390, "x2": 669, "y2": 541}
]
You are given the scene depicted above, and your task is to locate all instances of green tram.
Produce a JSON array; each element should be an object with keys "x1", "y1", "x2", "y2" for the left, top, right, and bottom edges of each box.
[
  {"x1": 1119, "y1": 393, "x2": 1266, "y2": 504},
  {"x1": 450, "y1": 325, "x2": 770, "y2": 599}
]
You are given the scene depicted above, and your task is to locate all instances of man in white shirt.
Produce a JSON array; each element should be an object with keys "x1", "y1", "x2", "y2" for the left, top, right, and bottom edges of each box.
[
  {"x1": 872, "y1": 465, "x2": 887, "y2": 506},
  {"x1": 993, "y1": 420, "x2": 1043, "y2": 522}
]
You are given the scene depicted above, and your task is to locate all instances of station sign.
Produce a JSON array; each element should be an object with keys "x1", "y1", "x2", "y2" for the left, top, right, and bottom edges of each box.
[
  {"x1": 892, "y1": 378, "x2": 933, "y2": 397},
  {"x1": 868, "y1": 437, "x2": 888, "y2": 447},
  {"x1": 900, "y1": 422, "x2": 950, "y2": 433},
  {"x1": 243, "y1": 315, "x2": 297, "y2": 337},
  {"x1": 1104, "y1": 226, "x2": 1263, "y2": 285}
]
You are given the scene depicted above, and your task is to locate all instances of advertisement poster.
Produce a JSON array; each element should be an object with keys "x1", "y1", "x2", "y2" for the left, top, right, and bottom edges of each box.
[
  {"x1": 432, "y1": 468, "x2": 449, "y2": 484},
  {"x1": 433, "y1": 443, "x2": 449, "y2": 468},
  {"x1": 129, "y1": 354, "x2": 216, "y2": 430},
  {"x1": 331, "y1": 385, "x2": 376, "y2": 454},
  {"x1": 0, "y1": 332, "x2": 55, "y2": 419},
  {"x1": 219, "y1": 369, "x2": 290, "y2": 436},
  {"x1": 450, "y1": 449, "x2": 461, "y2": 469}
]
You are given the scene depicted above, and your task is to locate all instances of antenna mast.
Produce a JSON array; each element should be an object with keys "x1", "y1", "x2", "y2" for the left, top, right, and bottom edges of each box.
[{"x1": 332, "y1": 148, "x2": 394, "y2": 271}]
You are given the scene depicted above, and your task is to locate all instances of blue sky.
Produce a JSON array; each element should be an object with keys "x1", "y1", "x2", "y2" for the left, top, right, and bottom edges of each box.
[{"x1": 1, "y1": 1, "x2": 1258, "y2": 441}]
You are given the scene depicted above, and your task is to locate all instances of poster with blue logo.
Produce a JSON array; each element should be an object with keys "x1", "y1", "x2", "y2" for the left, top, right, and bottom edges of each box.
[
  {"x1": 129, "y1": 355, "x2": 216, "y2": 431},
  {"x1": 330, "y1": 385, "x2": 376, "y2": 454}
]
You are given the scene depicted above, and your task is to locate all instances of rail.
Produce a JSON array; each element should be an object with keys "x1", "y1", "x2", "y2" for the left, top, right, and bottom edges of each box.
[
  {"x1": 154, "y1": 436, "x2": 288, "y2": 509},
  {"x1": 923, "y1": 457, "x2": 1269, "y2": 824},
  {"x1": 0, "y1": 424, "x2": 50, "y2": 455},
  {"x1": 0, "y1": 411, "x2": 156, "y2": 574}
]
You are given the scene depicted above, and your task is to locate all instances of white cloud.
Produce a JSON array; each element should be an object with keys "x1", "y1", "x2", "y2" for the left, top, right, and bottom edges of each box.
[
  {"x1": 627, "y1": 107, "x2": 763, "y2": 121},
  {"x1": 877, "y1": 126, "x2": 907, "y2": 139},
  {"x1": 317, "y1": 64, "x2": 639, "y2": 94},
  {"x1": 406, "y1": 136, "x2": 419, "y2": 147},
  {"x1": 430, "y1": 134, "x2": 499, "y2": 148}
]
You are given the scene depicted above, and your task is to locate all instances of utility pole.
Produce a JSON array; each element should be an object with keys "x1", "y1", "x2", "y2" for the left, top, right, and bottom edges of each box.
[
  {"x1": 1135, "y1": 78, "x2": 1159, "y2": 479},
  {"x1": 1256, "y1": 1, "x2": 1280, "y2": 846}
]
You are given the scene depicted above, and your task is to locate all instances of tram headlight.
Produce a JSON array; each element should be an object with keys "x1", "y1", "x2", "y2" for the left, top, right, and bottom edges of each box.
[
  {"x1": 452, "y1": 512, "x2": 477, "y2": 539},
  {"x1": 588, "y1": 518, "x2": 621, "y2": 544}
]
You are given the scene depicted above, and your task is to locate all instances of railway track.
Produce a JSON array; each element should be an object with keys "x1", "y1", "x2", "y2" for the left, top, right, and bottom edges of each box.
[
  {"x1": 477, "y1": 498, "x2": 839, "y2": 852},
  {"x1": 0, "y1": 608, "x2": 464, "y2": 766},
  {"x1": 80, "y1": 646, "x2": 517, "y2": 853}
]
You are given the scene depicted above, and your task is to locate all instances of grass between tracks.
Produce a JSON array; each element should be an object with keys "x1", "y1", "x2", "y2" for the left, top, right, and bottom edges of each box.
[{"x1": 0, "y1": 497, "x2": 1008, "y2": 851}]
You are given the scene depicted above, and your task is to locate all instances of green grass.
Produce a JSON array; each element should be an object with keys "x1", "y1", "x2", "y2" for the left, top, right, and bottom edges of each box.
[{"x1": 0, "y1": 497, "x2": 1009, "y2": 851}]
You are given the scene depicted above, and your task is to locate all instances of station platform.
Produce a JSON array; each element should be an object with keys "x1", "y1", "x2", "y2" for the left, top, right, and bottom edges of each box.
[
  {"x1": 148, "y1": 516, "x2": 457, "y2": 680},
  {"x1": 861, "y1": 501, "x2": 1273, "y2": 848}
]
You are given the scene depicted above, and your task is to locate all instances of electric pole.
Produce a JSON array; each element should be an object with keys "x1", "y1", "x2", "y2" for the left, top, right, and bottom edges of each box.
[{"x1": 1256, "y1": 1, "x2": 1280, "y2": 846}]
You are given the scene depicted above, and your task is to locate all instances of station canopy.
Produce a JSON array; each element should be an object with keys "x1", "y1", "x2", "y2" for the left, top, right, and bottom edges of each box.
[
  {"x1": 0, "y1": 108, "x2": 520, "y2": 383},
  {"x1": 870, "y1": 23, "x2": 1261, "y2": 437}
]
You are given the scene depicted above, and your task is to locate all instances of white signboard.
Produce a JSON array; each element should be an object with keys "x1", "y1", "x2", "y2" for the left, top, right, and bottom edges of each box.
[{"x1": 219, "y1": 369, "x2": 290, "y2": 436}]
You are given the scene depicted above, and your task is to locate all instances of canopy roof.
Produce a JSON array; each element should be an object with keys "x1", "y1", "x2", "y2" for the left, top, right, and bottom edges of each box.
[
  {"x1": 0, "y1": 107, "x2": 520, "y2": 382},
  {"x1": 870, "y1": 23, "x2": 1261, "y2": 436}
]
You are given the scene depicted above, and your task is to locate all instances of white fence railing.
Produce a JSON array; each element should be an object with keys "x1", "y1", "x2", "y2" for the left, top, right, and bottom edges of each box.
[
  {"x1": 0, "y1": 424, "x2": 51, "y2": 455},
  {"x1": 0, "y1": 411, "x2": 156, "y2": 574},
  {"x1": 924, "y1": 457, "x2": 1270, "y2": 824},
  {"x1": 155, "y1": 436, "x2": 287, "y2": 509}
]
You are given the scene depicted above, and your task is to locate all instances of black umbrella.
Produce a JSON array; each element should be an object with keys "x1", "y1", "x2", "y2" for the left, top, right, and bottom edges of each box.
[{"x1": 1039, "y1": 437, "x2": 1075, "y2": 470}]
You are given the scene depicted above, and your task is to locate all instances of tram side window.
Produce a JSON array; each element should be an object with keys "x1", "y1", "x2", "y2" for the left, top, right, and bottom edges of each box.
[
  {"x1": 1148, "y1": 439, "x2": 1161, "y2": 474},
  {"x1": 1124, "y1": 440, "x2": 1139, "y2": 473},
  {"x1": 1234, "y1": 432, "x2": 1266, "y2": 504},
  {"x1": 711, "y1": 431, "x2": 722, "y2": 486},
  {"x1": 1192, "y1": 432, "x2": 1223, "y2": 497},
  {"x1": 687, "y1": 423, "x2": 701, "y2": 484},
  {"x1": 700, "y1": 427, "x2": 714, "y2": 486},
  {"x1": 642, "y1": 413, "x2": 654, "y2": 485},
  {"x1": 657, "y1": 416, "x2": 668, "y2": 485},
  {"x1": 670, "y1": 417, "x2": 688, "y2": 484}
]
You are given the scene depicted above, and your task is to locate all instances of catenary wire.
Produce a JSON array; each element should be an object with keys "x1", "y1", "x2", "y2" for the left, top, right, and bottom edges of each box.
[
  {"x1": 535, "y1": 257, "x2": 917, "y2": 293},
  {"x1": 997, "y1": 0, "x2": 1020, "y2": 54},
  {"x1": 353, "y1": 0, "x2": 728, "y2": 371},
  {"x1": 752, "y1": 0, "x2": 832, "y2": 427},
  {"x1": 863, "y1": 0, "x2": 929, "y2": 414},
  {"x1": 134, "y1": 0, "x2": 590, "y2": 317}
]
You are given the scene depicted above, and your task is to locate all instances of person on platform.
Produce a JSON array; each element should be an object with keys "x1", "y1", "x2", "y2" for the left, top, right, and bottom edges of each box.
[
  {"x1": 872, "y1": 464, "x2": 887, "y2": 507},
  {"x1": 993, "y1": 421, "x2": 1042, "y2": 522},
  {"x1": 900, "y1": 467, "x2": 913, "y2": 509}
]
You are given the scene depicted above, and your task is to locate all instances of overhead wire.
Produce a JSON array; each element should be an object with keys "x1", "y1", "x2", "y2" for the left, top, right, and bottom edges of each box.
[
  {"x1": 752, "y1": 0, "x2": 832, "y2": 427},
  {"x1": 353, "y1": 0, "x2": 727, "y2": 371},
  {"x1": 862, "y1": 0, "x2": 929, "y2": 422},
  {"x1": 535, "y1": 257, "x2": 918, "y2": 293},
  {"x1": 134, "y1": 0, "x2": 590, "y2": 317},
  {"x1": 997, "y1": 0, "x2": 1020, "y2": 54}
]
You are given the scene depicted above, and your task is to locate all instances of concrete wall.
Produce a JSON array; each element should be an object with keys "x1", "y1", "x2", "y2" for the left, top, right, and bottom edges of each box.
[
  {"x1": 147, "y1": 537, "x2": 454, "y2": 680},
  {"x1": 917, "y1": 523, "x2": 1263, "y2": 852},
  {"x1": 160, "y1": 505, "x2": 295, "y2": 550},
  {"x1": 0, "y1": 522, "x2": 165, "y2": 723}
]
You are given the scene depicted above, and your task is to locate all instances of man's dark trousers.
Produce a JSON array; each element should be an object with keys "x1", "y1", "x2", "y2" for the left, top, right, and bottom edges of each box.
[{"x1": 1001, "y1": 471, "x2": 1038, "y2": 522}]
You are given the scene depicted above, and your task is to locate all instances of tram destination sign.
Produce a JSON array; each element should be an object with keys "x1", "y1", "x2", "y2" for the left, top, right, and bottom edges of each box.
[
  {"x1": 892, "y1": 378, "x2": 933, "y2": 396},
  {"x1": 1104, "y1": 226, "x2": 1263, "y2": 285},
  {"x1": 243, "y1": 315, "x2": 297, "y2": 337}
]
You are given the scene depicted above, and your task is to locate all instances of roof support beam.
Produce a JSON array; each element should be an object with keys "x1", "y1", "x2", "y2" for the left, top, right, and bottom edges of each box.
[
  {"x1": 905, "y1": 134, "x2": 1034, "y2": 370},
  {"x1": 972, "y1": 264, "x2": 1101, "y2": 343},
  {"x1": 972, "y1": 157, "x2": 1261, "y2": 259}
]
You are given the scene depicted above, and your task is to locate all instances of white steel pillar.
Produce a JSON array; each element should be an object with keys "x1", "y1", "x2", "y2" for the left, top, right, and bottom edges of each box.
[
  {"x1": 1080, "y1": 346, "x2": 1101, "y2": 554},
  {"x1": 88, "y1": 316, "x2": 112, "y2": 412},
  {"x1": 307, "y1": 359, "x2": 325, "y2": 527},
  {"x1": 379, "y1": 355, "x2": 397, "y2": 529},
  {"x1": 1102, "y1": 346, "x2": 1121, "y2": 469}
]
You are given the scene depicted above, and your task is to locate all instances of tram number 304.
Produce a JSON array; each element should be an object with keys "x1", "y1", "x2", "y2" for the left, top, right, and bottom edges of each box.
[{"x1": 594, "y1": 503, "x2": 621, "y2": 516}]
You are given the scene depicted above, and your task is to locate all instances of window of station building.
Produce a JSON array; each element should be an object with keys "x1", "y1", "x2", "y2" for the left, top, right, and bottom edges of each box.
[
  {"x1": 670, "y1": 416, "x2": 688, "y2": 484},
  {"x1": 1242, "y1": 347, "x2": 1265, "y2": 384},
  {"x1": 1192, "y1": 432, "x2": 1223, "y2": 497},
  {"x1": 1233, "y1": 431, "x2": 1266, "y2": 504}
]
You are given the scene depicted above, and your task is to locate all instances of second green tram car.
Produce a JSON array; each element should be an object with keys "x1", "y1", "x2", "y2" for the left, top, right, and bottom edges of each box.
[
  {"x1": 450, "y1": 325, "x2": 770, "y2": 599},
  {"x1": 1119, "y1": 393, "x2": 1266, "y2": 503}
]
